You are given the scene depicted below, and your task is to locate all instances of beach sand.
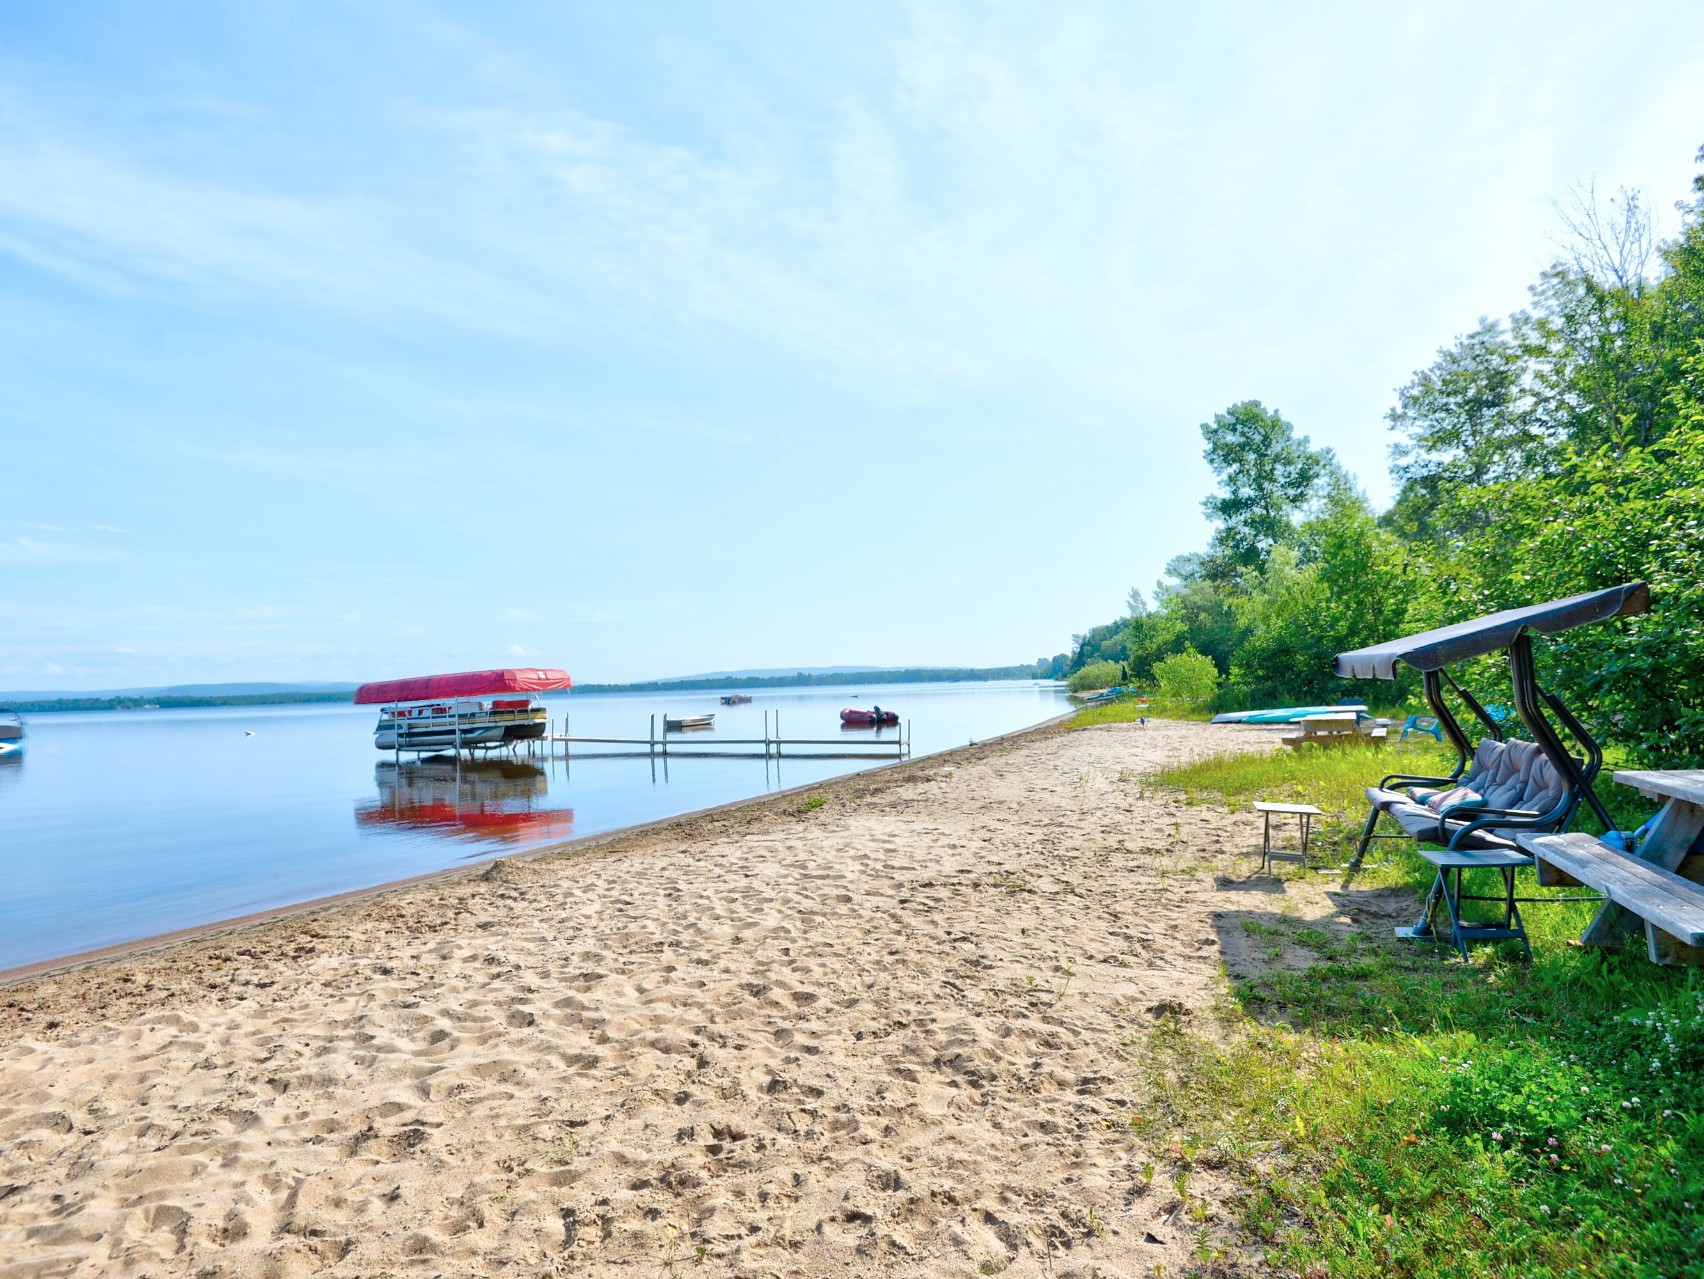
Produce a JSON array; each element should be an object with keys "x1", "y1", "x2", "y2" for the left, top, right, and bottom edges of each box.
[{"x1": 0, "y1": 719, "x2": 1402, "y2": 1277}]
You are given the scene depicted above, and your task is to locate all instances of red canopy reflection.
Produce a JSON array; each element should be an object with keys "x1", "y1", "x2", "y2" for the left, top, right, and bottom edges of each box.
[{"x1": 356, "y1": 759, "x2": 575, "y2": 844}]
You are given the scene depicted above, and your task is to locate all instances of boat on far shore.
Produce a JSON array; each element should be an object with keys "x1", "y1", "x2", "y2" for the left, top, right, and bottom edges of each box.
[{"x1": 719, "y1": 694, "x2": 753, "y2": 705}]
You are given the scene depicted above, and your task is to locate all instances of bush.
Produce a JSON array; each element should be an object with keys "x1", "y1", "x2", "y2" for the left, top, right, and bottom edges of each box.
[
  {"x1": 1067, "y1": 660, "x2": 1125, "y2": 693},
  {"x1": 1152, "y1": 646, "x2": 1220, "y2": 707}
]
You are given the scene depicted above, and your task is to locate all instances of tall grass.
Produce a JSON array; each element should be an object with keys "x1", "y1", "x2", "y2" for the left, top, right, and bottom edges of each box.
[{"x1": 1140, "y1": 742, "x2": 1704, "y2": 1277}]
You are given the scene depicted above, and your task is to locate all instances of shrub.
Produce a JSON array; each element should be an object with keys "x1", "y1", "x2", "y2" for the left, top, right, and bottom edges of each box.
[
  {"x1": 1152, "y1": 646, "x2": 1220, "y2": 707},
  {"x1": 1067, "y1": 660, "x2": 1125, "y2": 693}
]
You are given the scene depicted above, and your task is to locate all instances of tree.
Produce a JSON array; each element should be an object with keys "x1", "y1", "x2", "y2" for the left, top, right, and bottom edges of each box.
[
  {"x1": 1385, "y1": 317, "x2": 1547, "y2": 542},
  {"x1": 1124, "y1": 607, "x2": 1186, "y2": 684},
  {"x1": 1198, "y1": 401, "x2": 1331, "y2": 580}
]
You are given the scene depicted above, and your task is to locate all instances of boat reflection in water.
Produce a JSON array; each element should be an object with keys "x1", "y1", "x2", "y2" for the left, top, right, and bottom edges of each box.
[{"x1": 356, "y1": 758, "x2": 575, "y2": 848}]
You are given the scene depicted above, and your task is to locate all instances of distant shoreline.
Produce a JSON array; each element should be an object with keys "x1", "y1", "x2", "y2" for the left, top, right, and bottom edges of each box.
[{"x1": 3, "y1": 667, "x2": 1061, "y2": 713}]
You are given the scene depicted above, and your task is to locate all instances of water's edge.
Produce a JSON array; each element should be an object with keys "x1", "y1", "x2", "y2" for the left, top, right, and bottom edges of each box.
[{"x1": 0, "y1": 710, "x2": 1076, "y2": 989}]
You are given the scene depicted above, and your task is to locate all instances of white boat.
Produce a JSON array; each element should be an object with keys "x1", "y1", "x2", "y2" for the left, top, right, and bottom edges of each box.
[
  {"x1": 665, "y1": 714, "x2": 715, "y2": 731},
  {"x1": 373, "y1": 697, "x2": 549, "y2": 753},
  {"x1": 0, "y1": 709, "x2": 22, "y2": 756},
  {"x1": 355, "y1": 668, "x2": 572, "y2": 755}
]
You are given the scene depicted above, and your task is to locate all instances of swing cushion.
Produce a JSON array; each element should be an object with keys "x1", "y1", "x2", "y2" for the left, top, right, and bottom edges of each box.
[{"x1": 1417, "y1": 786, "x2": 1484, "y2": 813}]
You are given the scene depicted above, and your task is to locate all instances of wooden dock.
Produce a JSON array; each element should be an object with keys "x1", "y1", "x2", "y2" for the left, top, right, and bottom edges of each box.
[{"x1": 517, "y1": 711, "x2": 910, "y2": 762}]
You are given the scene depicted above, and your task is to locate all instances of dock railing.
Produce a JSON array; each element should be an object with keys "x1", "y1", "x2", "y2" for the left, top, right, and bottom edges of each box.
[{"x1": 521, "y1": 710, "x2": 910, "y2": 762}]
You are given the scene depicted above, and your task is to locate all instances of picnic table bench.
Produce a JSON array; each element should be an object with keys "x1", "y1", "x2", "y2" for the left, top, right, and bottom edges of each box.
[
  {"x1": 1516, "y1": 769, "x2": 1704, "y2": 965},
  {"x1": 1281, "y1": 712, "x2": 1387, "y2": 750}
]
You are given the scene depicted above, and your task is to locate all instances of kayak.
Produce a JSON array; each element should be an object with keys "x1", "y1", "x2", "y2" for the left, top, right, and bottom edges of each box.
[
  {"x1": 840, "y1": 708, "x2": 899, "y2": 726},
  {"x1": 1211, "y1": 703, "x2": 1367, "y2": 725}
]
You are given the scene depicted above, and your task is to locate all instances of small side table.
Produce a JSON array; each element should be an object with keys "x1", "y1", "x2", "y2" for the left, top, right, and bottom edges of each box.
[{"x1": 1253, "y1": 802, "x2": 1324, "y2": 872}]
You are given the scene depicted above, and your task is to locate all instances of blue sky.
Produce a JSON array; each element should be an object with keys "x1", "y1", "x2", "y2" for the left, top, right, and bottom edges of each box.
[{"x1": 4, "y1": 2, "x2": 1703, "y2": 689}]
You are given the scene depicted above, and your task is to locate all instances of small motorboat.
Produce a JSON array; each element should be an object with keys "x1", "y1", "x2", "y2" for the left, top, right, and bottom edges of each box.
[
  {"x1": 666, "y1": 714, "x2": 715, "y2": 731},
  {"x1": 0, "y1": 709, "x2": 23, "y2": 757},
  {"x1": 840, "y1": 707, "x2": 898, "y2": 726},
  {"x1": 719, "y1": 694, "x2": 753, "y2": 705}
]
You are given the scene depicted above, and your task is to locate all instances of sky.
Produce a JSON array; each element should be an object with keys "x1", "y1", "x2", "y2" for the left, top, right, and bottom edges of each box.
[{"x1": 4, "y1": 2, "x2": 1704, "y2": 690}]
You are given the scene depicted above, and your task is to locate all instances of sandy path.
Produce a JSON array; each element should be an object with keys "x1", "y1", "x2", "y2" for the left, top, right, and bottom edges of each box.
[{"x1": 0, "y1": 719, "x2": 1370, "y2": 1278}]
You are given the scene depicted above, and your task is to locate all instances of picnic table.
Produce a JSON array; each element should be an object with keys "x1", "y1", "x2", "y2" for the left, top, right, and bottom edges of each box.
[
  {"x1": 1281, "y1": 712, "x2": 1387, "y2": 750},
  {"x1": 1519, "y1": 769, "x2": 1704, "y2": 964}
]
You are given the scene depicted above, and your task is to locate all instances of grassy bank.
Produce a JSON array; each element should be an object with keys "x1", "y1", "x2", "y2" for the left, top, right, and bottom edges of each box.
[{"x1": 1141, "y1": 741, "x2": 1704, "y2": 1277}]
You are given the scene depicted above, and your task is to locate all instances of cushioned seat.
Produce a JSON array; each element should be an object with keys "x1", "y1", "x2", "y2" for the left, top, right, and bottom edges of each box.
[{"x1": 1360, "y1": 737, "x2": 1578, "y2": 958}]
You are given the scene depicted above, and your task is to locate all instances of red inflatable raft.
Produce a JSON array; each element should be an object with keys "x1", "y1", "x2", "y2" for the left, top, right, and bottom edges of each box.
[{"x1": 840, "y1": 707, "x2": 899, "y2": 725}]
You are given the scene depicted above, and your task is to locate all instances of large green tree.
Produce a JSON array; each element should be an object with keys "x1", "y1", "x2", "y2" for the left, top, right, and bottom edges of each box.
[{"x1": 1198, "y1": 401, "x2": 1332, "y2": 581}]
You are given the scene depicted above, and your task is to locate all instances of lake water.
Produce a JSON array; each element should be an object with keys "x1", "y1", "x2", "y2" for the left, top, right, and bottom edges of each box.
[{"x1": 0, "y1": 681, "x2": 1070, "y2": 971}]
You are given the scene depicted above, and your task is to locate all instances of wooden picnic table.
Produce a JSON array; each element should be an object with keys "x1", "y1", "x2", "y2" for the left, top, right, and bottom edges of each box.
[
  {"x1": 1609, "y1": 770, "x2": 1704, "y2": 882},
  {"x1": 1524, "y1": 769, "x2": 1704, "y2": 964},
  {"x1": 1281, "y1": 712, "x2": 1387, "y2": 749}
]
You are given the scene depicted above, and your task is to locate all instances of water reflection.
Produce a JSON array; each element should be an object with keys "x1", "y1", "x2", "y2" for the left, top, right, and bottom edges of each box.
[{"x1": 356, "y1": 758, "x2": 575, "y2": 846}]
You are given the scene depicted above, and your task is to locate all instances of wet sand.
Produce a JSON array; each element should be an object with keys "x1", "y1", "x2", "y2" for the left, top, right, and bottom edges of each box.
[{"x1": 0, "y1": 718, "x2": 1378, "y2": 1277}]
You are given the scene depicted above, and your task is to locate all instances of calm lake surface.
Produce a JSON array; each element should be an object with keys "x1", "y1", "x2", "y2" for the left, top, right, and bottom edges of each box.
[{"x1": 0, "y1": 681, "x2": 1070, "y2": 971}]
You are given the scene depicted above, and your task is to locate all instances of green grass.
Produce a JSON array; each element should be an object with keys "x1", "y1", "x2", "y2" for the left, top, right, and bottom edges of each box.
[
  {"x1": 1072, "y1": 701, "x2": 1214, "y2": 726},
  {"x1": 1139, "y1": 742, "x2": 1704, "y2": 1278}
]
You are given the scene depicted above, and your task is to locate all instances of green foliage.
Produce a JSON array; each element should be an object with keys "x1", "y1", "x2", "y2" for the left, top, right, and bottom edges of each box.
[
  {"x1": 1058, "y1": 145, "x2": 1704, "y2": 767},
  {"x1": 1066, "y1": 660, "x2": 1125, "y2": 693},
  {"x1": 1124, "y1": 607, "x2": 1186, "y2": 683},
  {"x1": 1152, "y1": 646, "x2": 1219, "y2": 707},
  {"x1": 1198, "y1": 400, "x2": 1334, "y2": 580}
]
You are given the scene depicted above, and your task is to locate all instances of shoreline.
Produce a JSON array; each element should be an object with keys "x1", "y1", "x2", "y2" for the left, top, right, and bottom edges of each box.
[
  {"x1": 0, "y1": 710, "x2": 1079, "y2": 990},
  {"x1": 2, "y1": 716, "x2": 1345, "y2": 1277}
]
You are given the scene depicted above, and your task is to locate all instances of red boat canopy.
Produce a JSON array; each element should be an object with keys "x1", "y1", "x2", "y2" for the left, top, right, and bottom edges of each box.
[{"x1": 354, "y1": 668, "x2": 573, "y2": 705}]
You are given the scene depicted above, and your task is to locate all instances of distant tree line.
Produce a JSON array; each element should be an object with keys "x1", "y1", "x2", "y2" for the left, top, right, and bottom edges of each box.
[
  {"x1": 576, "y1": 665, "x2": 1057, "y2": 694},
  {"x1": 1059, "y1": 149, "x2": 1704, "y2": 764},
  {"x1": 4, "y1": 691, "x2": 355, "y2": 713}
]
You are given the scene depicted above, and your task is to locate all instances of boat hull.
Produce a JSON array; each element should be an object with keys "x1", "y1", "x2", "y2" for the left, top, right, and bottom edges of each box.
[
  {"x1": 839, "y1": 709, "x2": 898, "y2": 726},
  {"x1": 373, "y1": 702, "x2": 547, "y2": 752}
]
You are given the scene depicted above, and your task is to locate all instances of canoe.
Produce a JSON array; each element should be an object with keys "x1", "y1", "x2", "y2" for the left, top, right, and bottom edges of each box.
[{"x1": 840, "y1": 708, "x2": 898, "y2": 726}]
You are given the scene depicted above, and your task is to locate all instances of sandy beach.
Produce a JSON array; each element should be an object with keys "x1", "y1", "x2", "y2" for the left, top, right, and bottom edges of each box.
[{"x1": 0, "y1": 719, "x2": 1393, "y2": 1277}]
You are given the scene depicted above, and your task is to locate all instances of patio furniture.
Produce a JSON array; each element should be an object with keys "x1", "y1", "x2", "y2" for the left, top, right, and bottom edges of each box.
[
  {"x1": 1519, "y1": 769, "x2": 1704, "y2": 965},
  {"x1": 1334, "y1": 582, "x2": 1650, "y2": 958},
  {"x1": 1253, "y1": 801, "x2": 1324, "y2": 872},
  {"x1": 1398, "y1": 713, "x2": 1443, "y2": 744},
  {"x1": 1280, "y1": 712, "x2": 1387, "y2": 749}
]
